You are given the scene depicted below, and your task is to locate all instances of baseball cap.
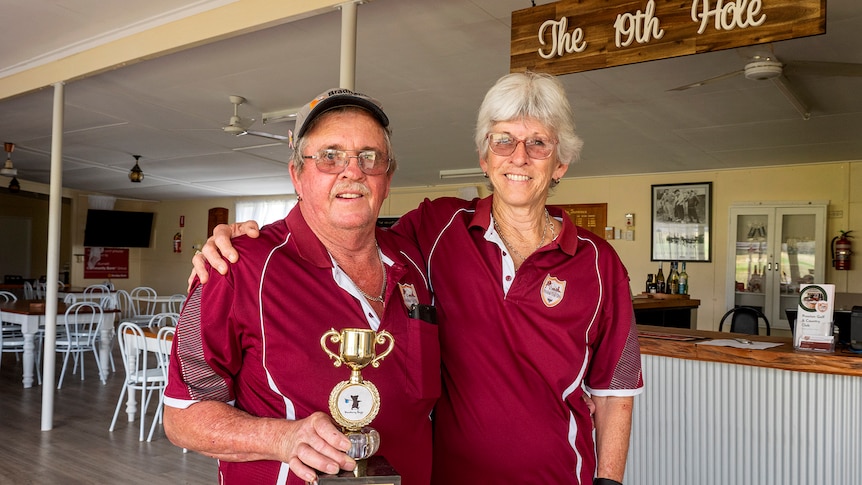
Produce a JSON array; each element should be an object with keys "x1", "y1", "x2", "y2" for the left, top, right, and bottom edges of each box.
[{"x1": 291, "y1": 88, "x2": 389, "y2": 146}]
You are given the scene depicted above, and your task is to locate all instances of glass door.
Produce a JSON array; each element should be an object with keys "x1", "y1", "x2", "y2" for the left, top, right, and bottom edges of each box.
[
  {"x1": 730, "y1": 209, "x2": 773, "y2": 316},
  {"x1": 773, "y1": 208, "x2": 824, "y2": 331}
]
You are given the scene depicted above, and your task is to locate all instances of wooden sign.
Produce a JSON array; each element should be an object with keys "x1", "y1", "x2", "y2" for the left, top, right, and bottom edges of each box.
[
  {"x1": 511, "y1": 0, "x2": 826, "y2": 76},
  {"x1": 557, "y1": 203, "x2": 608, "y2": 239}
]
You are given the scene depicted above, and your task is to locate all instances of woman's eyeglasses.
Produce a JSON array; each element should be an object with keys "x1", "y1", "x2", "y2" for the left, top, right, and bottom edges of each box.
[{"x1": 486, "y1": 133, "x2": 556, "y2": 159}]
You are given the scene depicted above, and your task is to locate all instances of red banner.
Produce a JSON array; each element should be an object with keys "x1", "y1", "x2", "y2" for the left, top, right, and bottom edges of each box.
[{"x1": 84, "y1": 247, "x2": 129, "y2": 279}]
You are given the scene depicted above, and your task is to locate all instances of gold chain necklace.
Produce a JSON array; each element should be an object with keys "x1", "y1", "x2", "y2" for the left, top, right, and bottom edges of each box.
[
  {"x1": 356, "y1": 243, "x2": 387, "y2": 303},
  {"x1": 493, "y1": 209, "x2": 551, "y2": 262}
]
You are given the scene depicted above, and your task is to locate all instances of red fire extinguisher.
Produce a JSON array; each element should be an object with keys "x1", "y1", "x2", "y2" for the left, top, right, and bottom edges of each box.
[
  {"x1": 831, "y1": 230, "x2": 853, "y2": 270},
  {"x1": 173, "y1": 232, "x2": 182, "y2": 253}
]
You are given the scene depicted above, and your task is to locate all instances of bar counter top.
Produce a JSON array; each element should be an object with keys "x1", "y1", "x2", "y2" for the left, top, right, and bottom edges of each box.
[{"x1": 637, "y1": 324, "x2": 862, "y2": 377}]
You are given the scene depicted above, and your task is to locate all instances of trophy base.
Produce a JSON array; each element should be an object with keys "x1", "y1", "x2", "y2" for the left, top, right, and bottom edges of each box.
[{"x1": 315, "y1": 456, "x2": 400, "y2": 485}]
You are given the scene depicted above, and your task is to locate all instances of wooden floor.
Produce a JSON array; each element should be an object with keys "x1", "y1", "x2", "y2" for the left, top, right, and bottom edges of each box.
[{"x1": 0, "y1": 348, "x2": 217, "y2": 484}]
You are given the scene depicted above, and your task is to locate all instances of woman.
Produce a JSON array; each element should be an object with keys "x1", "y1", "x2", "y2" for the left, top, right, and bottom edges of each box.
[{"x1": 194, "y1": 72, "x2": 643, "y2": 484}]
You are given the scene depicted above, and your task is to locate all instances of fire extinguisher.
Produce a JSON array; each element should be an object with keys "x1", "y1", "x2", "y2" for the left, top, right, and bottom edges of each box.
[
  {"x1": 831, "y1": 230, "x2": 853, "y2": 270},
  {"x1": 173, "y1": 232, "x2": 182, "y2": 253}
]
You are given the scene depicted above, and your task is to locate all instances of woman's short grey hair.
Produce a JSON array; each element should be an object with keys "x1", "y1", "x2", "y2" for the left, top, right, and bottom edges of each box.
[
  {"x1": 291, "y1": 106, "x2": 396, "y2": 176},
  {"x1": 474, "y1": 71, "x2": 583, "y2": 166}
]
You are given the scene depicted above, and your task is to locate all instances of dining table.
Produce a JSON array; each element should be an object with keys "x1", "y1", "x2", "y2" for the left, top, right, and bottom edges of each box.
[{"x1": 0, "y1": 299, "x2": 119, "y2": 388}]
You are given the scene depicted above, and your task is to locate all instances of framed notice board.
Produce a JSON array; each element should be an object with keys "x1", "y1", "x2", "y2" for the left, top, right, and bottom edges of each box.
[{"x1": 556, "y1": 203, "x2": 608, "y2": 239}]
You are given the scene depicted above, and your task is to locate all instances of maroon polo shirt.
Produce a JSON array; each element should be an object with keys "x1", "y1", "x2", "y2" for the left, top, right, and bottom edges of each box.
[
  {"x1": 165, "y1": 205, "x2": 440, "y2": 485},
  {"x1": 392, "y1": 196, "x2": 643, "y2": 484}
]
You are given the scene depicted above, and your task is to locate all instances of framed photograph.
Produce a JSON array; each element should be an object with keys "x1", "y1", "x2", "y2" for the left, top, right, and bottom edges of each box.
[{"x1": 651, "y1": 182, "x2": 712, "y2": 262}]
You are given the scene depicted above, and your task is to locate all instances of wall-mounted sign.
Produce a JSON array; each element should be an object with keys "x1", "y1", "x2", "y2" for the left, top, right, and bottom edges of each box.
[
  {"x1": 83, "y1": 247, "x2": 129, "y2": 279},
  {"x1": 557, "y1": 203, "x2": 608, "y2": 239},
  {"x1": 511, "y1": 0, "x2": 826, "y2": 76}
]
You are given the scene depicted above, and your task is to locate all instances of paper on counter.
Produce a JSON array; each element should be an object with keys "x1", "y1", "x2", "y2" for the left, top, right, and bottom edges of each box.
[{"x1": 697, "y1": 339, "x2": 783, "y2": 350}]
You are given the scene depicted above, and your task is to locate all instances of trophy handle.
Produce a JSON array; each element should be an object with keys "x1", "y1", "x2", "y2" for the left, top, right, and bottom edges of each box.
[
  {"x1": 370, "y1": 330, "x2": 395, "y2": 368},
  {"x1": 320, "y1": 328, "x2": 344, "y2": 367}
]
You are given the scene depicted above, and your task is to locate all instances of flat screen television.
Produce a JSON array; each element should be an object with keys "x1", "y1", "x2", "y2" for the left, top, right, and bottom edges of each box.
[{"x1": 83, "y1": 209, "x2": 155, "y2": 248}]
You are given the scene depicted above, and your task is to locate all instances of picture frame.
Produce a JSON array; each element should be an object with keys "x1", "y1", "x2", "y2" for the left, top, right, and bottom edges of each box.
[{"x1": 651, "y1": 182, "x2": 712, "y2": 262}]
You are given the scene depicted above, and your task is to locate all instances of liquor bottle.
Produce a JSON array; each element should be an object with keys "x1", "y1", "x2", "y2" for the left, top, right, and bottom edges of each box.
[
  {"x1": 678, "y1": 262, "x2": 688, "y2": 295},
  {"x1": 655, "y1": 263, "x2": 665, "y2": 294},
  {"x1": 645, "y1": 274, "x2": 654, "y2": 294},
  {"x1": 669, "y1": 261, "x2": 680, "y2": 294}
]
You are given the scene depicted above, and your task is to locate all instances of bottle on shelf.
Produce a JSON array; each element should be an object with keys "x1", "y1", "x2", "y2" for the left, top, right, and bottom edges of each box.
[
  {"x1": 645, "y1": 274, "x2": 654, "y2": 294},
  {"x1": 679, "y1": 262, "x2": 688, "y2": 295},
  {"x1": 748, "y1": 265, "x2": 762, "y2": 293},
  {"x1": 669, "y1": 261, "x2": 680, "y2": 294},
  {"x1": 655, "y1": 263, "x2": 665, "y2": 294}
]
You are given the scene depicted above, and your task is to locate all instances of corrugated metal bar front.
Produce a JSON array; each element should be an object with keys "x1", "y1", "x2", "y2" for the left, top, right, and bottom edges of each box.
[{"x1": 626, "y1": 354, "x2": 862, "y2": 485}]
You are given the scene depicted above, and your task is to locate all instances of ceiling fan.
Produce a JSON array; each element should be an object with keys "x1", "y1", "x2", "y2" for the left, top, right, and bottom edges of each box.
[
  {"x1": 223, "y1": 95, "x2": 289, "y2": 142},
  {"x1": 668, "y1": 53, "x2": 862, "y2": 120}
]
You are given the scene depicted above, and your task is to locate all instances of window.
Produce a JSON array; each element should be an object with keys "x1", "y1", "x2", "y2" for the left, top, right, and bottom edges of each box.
[{"x1": 235, "y1": 197, "x2": 297, "y2": 227}]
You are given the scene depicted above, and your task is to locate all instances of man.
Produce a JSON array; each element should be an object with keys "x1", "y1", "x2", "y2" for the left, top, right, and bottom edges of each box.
[{"x1": 163, "y1": 89, "x2": 440, "y2": 485}]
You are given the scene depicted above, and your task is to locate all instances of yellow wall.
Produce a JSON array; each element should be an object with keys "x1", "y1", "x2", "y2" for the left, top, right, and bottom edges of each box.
[
  {"x1": 6, "y1": 160, "x2": 860, "y2": 330},
  {"x1": 384, "y1": 161, "x2": 859, "y2": 334}
]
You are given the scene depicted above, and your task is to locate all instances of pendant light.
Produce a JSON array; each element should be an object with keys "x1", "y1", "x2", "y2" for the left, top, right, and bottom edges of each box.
[
  {"x1": 129, "y1": 155, "x2": 144, "y2": 183},
  {"x1": 2, "y1": 142, "x2": 17, "y2": 176},
  {"x1": 2, "y1": 142, "x2": 19, "y2": 192}
]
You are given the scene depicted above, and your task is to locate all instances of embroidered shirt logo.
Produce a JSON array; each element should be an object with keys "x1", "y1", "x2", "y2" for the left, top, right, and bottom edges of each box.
[
  {"x1": 399, "y1": 283, "x2": 420, "y2": 308},
  {"x1": 541, "y1": 274, "x2": 566, "y2": 307}
]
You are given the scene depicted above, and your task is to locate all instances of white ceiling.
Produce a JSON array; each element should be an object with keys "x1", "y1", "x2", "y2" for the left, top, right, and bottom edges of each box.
[{"x1": 1, "y1": 0, "x2": 861, "y2": 201}]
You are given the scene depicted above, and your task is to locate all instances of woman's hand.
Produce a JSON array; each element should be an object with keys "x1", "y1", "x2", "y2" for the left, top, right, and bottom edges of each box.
[{"x1": 188, "y1": 220, "x2": 261, "y2": 290}]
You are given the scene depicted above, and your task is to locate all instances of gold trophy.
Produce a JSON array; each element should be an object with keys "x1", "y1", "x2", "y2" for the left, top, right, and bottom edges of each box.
[{"x1": 318, "y1": 328, "x2": 400, "y2": 484}]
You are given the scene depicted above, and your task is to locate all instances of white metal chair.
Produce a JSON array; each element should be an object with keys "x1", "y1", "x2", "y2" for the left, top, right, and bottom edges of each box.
[
  {"x1": 83, "y1": 284, "x2": 111, "y2": 297},
  {"x1": 34, "y1": 281, "x2": 47, "y2": 299},
  {"x1": 147, "y1": 312, "x2": 179, "y2": 332},
  {"x1": 130, "y1": 286, "x2": 158, "y2": 321},
  {"x1": 55, "y1": 301, "x2": 104, "y2": 389},
  {"x1": 1, "y1": 290, "x2": 25, "y2": 372},
  {"x1": 110, "y1": 322, "x2": 167, "y2": 441},
  {"x1": 114, "y1": 289, "x2": 135, "y2": 320},
  {"x1": 147, "y1": 325, "x2": 175, "y2": 441},
  {"x1": 23, "y1": 281, "x2": 35, "y2": 299},
  {"x1": 168, "y1": 294, "x2": 187, "y2": 314}
]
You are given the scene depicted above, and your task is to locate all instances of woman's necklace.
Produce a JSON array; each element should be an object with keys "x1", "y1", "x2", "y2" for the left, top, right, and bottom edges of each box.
[
  {"x1": 493, "y1": 208, "x2": 551, "y2": 262},
  {"x1": 356, "y1": 243, "x2": 387, "y2": 303}
]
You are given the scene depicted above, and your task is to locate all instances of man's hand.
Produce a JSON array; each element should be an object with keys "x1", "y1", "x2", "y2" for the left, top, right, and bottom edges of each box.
[
  {"x1": 188, "y1": 221, "x2": 261, "y2": 290},
  {"x1": 165, "y1": 405, "x2": 355, "y2": 483},
  {"x1": 278, "y1": 411, "x2": 357, "y2": 482}
]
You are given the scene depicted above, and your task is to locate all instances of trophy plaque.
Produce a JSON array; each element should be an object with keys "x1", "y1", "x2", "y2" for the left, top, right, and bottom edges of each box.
[{"x1": 317, "y1": 328, "x2": 400, "y2": 485}]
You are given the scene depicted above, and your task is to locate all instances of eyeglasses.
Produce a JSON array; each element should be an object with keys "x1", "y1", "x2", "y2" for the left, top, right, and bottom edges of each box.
[
  {"x1": 486, "y1": 133, "x2": 556, "y2": 159},
  {"x1": 303, "y1": 149, "x2": 391, "y2": 175}
]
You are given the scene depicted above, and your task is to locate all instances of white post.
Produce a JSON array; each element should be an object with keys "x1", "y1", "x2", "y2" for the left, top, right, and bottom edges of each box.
[
  {"x1": 41, "y1": 81, "x2": 65, "y2": 431},
  {"x1": 339, "y1": 1, "x2": 358, "y2": 90}
]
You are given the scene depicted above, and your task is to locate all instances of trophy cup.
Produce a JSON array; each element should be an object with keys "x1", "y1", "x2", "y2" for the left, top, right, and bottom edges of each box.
[{"x1": 318, "y1": 328, "x2": 400, "y2": 484}]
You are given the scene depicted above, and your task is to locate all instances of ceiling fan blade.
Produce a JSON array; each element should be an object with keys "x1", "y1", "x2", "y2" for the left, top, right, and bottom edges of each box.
[
  {"x1": 668, "y1": 69, "x2": 744, "y2": 91},
  {"x1": 771, "y1": 75, "x2": 810, "y2": 120},
  {"x1": 783, "y1": 61, "x2": 862, "y2": 78},
  {"x1": 243, "y1": 130, "x2": 289, "y2": 141}
]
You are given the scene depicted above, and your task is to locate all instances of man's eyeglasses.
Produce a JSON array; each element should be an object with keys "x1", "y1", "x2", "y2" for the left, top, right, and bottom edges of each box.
[
  {"x1": 303, "y1": 149, "x2": 391, "y2": 175},
  {"x1": 486, "y1": 133, "x2": 556, "y2": 159}
]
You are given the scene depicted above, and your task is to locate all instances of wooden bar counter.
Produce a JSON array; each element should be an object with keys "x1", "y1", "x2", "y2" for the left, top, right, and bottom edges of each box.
[
  {"x1": 636, "y1": 324, "x2": 862, "y2": 377},
  {"x1": 625, "y1": 325, "x2": 862, "y2": 485}
]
